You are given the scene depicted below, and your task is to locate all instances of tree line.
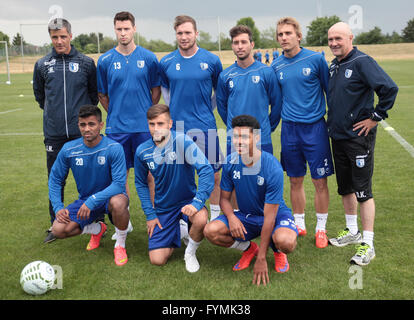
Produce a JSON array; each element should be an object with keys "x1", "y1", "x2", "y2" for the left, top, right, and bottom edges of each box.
[{"x1": 1, "y1": 16, "x2": 413, "y2": 54}]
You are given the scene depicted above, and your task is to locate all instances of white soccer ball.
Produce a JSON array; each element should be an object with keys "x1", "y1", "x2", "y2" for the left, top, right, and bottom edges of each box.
[{"x1": 20, "y1": 261, "x2": 55, "y2": 295}]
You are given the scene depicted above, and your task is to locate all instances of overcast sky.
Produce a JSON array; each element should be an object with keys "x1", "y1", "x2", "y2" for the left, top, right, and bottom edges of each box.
[{"x1": 0, "y1": 0, "x2": 413, "y2": 46}]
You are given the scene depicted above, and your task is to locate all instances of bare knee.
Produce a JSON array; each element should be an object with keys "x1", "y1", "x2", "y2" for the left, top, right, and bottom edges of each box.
[
  {"x1": 149, "y1": 249, "x2": 172, "y2": 266},
  {"x1": 312, "y1": 177, "x2": 329, "y2": 193},
  {"x1": 203, "y1": 221, "x2": 223, "y2": 243},
  {"x1": 273, "y1": 229, "x2": 297, "y2": 253}
]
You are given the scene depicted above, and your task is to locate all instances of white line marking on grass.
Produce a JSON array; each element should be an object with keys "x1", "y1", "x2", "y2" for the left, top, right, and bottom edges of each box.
[
  {"x1": 0, "y1": 108, "x2": 22, "y2": 115},
  {"x1": 380, "y1": 120, "x2": 414, "y2": 158},
  {"x1": 0, "y1": 132, "x2": 42, "y2": 136}
]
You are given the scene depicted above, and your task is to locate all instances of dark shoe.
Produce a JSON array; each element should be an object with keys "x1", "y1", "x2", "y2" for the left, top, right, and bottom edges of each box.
[{"x1": 44, "y1": 228, "x2": 56, "y2": 243}]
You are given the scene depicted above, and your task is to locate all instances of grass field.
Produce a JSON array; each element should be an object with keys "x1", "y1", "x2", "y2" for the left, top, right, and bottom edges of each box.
[{"x1": 0, "y1": 59, "x2": 413, "y2": 301}]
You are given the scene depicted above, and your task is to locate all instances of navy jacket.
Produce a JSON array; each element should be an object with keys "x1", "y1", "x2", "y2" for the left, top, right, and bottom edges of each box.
[
  {"x1": 327, "y1": 47, "x2": 398, "y2": 140},
  {"x1": 33, "y1": 45, "x2": 98, "y2": 140}
]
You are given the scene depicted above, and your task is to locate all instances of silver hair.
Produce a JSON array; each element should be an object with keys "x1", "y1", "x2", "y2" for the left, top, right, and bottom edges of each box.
[{"x1": 48, "y1": 18, "x2": 71, "y2": 34}]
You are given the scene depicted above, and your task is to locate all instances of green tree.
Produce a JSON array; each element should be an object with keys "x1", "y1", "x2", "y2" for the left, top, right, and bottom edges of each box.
[
  {"x1": 260, "y1": 27, "x2": 277, "y2": 49},
  {"x1": 198, "y1": 30, "x2": 216, "y2": 51},
  {"x1": 354, "y1": 27, "x2": 386, "y2": 44},
  {"x1": 236, "y1": 17, "x2": 261, "y2": 47},
  {"x1": 12, "y1": 33, "x2": 26, "y2": 46},
  {"x1": 402, "y1": 18, "x2": 414, "y2": 42},
  {"x1": 0, "y1": 31, "x2": 10, "y2": 46},
  {"x1": 306, "y1": 15, "x2": 341, "y2": 46}
]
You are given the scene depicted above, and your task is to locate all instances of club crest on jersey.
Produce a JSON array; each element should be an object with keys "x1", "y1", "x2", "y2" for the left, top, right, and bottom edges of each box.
[
  {"x1": 137, "y1": 60, "x2": 145, "y2": 68},
  {"x1": 302, "y1": 67, "x2": 311, "y2": 76},
  {"x1": 257, "y1": 176, "x2": 264, "y2": 186},
  {"x1": 356, "y1": 158, "x2": 365, "y2": 168},
  {"x1": 252, "y1": 75, "x2": 260, "y2": 84},
  {"x1": 345, "y1": 69, "x2": 353, "y2": 78},
  {"x1": 69, "y1": 62, "x2": 79, "y2": 73},
  {"x1": 176, "y1": 63, "x2": 181, "y2": 71},
  {"x1": 97, "y1": 156, "x2": 106, "y2": 165},
  {"x1": 200, "y1": 62, "x2": 208, "y2": 70},
  {"x1": 317, "y1": 167, "x2": 326, "y2": 176}
]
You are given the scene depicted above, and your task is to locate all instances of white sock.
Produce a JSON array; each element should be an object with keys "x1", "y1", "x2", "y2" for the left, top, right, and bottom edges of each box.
[
  {"x1": 229, "y1": 240, "x2": 251, "y2": 251},
  {"x1": 210, "y1": 204, "x2": 221, "y2": 221},
  {"x1": 115, "y1": 228, "x2": 128, "y2": 248},
  {"x1": 294, "y1": 213, "x2": 306, "y2": 230},
  {"x1": 315, "y1": 213, "x2": 328, "y2": 232},
  {"x1": 185, "y1": 236, "x2": 201, "y2": 256},
  {"x1": 362, "y1": 231, "x2": 374, "y2": 248},
  {"x1": 82, "y1": 222, "x2": 101, "y2": 235},
  {"x1": 345, "y1": 214, "x2": 359, "y2": 235}
]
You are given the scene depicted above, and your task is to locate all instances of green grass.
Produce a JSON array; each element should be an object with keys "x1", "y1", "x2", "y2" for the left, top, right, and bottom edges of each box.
[{"x1": 1, "y1": 60, "x2": 414, "y2": 300}]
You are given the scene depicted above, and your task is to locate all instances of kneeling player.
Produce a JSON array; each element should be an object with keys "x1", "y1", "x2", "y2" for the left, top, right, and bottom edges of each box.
[
  {"x1": 134, "y1": 104, "x2": 214, "y2": 273},
  {"x1": 49, "y1": 105, "x2": 130, "y2": 266},
  {"x1": 204, "y1": 115, "x2": 298, "y2": 286}
]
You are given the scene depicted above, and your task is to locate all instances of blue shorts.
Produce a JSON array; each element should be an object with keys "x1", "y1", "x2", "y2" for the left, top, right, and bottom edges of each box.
[
  {"x1": 66, "y1": 199, "x2": 109, "y2": 230},
  {"x1": 214, "y1": 207, "x2": 298, "y2": 252},
  {"x1": 226, "y1": 136, "x2": 273, "y2": 157},
  {"x1": 187, "y1": 130, "x2": 223, "y2": 172},
  {"x1": 107, "y1": 132, "x2": 152, "y2": 169},
  {"x1": 148, "y1": 206, "x2": 191, "y2": 251},
  {"x1": 281, "y1": 118, "x2": 334, "y2": 179}
]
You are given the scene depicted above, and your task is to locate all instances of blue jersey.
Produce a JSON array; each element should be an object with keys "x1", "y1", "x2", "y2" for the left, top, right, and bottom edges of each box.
[
  {"x1": 49, "y1": 136, "x2": 127, "y2": 213},
  {"x1": 271, "y1": 47, "x2": 329, "y2": 123},
  {"x1": 134, "y1": 130, "x2": 215, "y2": 221},
  {"x1": 216, "y1": 61, "x2": 282, "y2": 145},
  {"x1": 159, "y1": 48, "x2": 223, "y2": 133},
  {"x1": 220, "y1": 151, "x2": 289, "y2": 216},
  {"x1": 97, "y1": 46, "x2": 161, "y2": 134}
]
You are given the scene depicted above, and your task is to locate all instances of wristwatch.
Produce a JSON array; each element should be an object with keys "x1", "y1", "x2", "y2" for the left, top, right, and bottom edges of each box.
[{"x1": 370, "y1": 112, "x2": 382, "y2": 122}]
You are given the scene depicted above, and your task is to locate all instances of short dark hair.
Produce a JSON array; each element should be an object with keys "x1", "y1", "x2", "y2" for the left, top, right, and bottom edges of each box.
[
  {"x1": 78, "y1": 105, "x2": 102, "y2": 122},
  {"x1": 48, "y1": 18, "x2": 71, "y2": 34},
  {"x1": 147, "y1": 104, "x2": 171, "y2": 120},
  {"x1": 231, "y1": 114, "x2": 260, "y2": 132},
  {"x1": 114, "y1": 11, "x2": 135, "y2": 26},
  {"x1": 174, "y1": 15, "x2": 197, "y2": 31},
  {"x1": 229, "y1": 25, "x2": 253, "y2": 42}
]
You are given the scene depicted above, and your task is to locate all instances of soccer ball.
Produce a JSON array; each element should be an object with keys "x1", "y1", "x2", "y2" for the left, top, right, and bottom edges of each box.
[{"x1": 20, "y1": 261, "x2": 55, "y2": 295}]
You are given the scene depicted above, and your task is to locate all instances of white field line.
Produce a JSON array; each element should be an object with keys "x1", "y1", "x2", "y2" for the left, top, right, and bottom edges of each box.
[
  {"x1": 0, "y1": 132, "x2": 42, "y2": 136},
  {"x1": 0, "y1": 108, "x2": 22, "y2": 115},
  {"x1": 380, "y1": 120, "x2": 414, "y2": 158}
]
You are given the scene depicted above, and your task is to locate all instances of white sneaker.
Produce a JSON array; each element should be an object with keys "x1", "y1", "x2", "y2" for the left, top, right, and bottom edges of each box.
[
  {"x1": 180, "y1": 219, "x2": 189, "y2": 246},
  {"x1": 350, "y1": 243, "x2": 376, "y2": 266},
  {"x1": 111, "y1": 220, "x2": 133, "y2": 240},
  {"x1": 184, "y1": 253, "x2": 200, "y2": 273}
]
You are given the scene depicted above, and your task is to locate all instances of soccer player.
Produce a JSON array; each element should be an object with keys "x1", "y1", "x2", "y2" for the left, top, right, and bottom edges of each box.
[
  {"x1": 97, "y1": 11, "x2": 161, "y2": 239},
  {"x1": 204, "y1": 115, "x2": 297, "y2": 286},
  {"x1": 159, "y1": 15, "x2": 223, "y2": 222},
  {"x1": 33, "y1": 18, "x2": 98, "y2": 243},
  {"x1": 272, "y1": 48, "x2": 279, "y2": 61},
  {"x1": 216, "y1": 24, "x2": 281, "y2": 157},
  {"x1": 265, "y1": 50, "x2": 270, "y2": 65},
  {"x1": 49, "y1": 105, "x2": 130, "y2": 266},
  {"x1": 327, "y1": 22, "x2": 398, "y2": 265},
  {"x1": 271, "y1": 17, "x2": 334, "y2": 248},
  {"x1": 134, "y1": 104, "x2": 215, "y2": 273}
]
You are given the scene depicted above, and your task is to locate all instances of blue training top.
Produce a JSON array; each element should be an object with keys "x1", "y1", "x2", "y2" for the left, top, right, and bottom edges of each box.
[
  {"x1": 97, "y1": 46, "x2": 161, "y2": 133},
  {"x1": 220, "y1": 151, "x2": 289, "y2": 216},
  {"x1": 159, "y1": 48, "x2": 222, "y2": 133},
  {"x1": 271, "y1": 47, "x2": 329, "y2": 123},
  {"x1": 134, "y1": 130, "x2": 215, "y2": 221},
  {"x1": 49, "y1": 136, "x2": 127, "y2": 213},
  {"x1": 216, "y1": 60, "x2": 282, "y2": 145}
]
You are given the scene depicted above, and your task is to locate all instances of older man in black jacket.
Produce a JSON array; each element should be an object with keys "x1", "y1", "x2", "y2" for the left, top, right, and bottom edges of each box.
[
  {"x1": 33, "y1": 18, "x2": 98, "y2": 243},
  {"x1": 326, "y1": 22, "x2": 398, "y2": 266}
]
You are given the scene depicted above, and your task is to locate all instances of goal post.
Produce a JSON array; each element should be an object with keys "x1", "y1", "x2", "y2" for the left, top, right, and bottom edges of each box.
[{"x1": 0, "y1": 40, "x2": 11, "y2": 84}]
